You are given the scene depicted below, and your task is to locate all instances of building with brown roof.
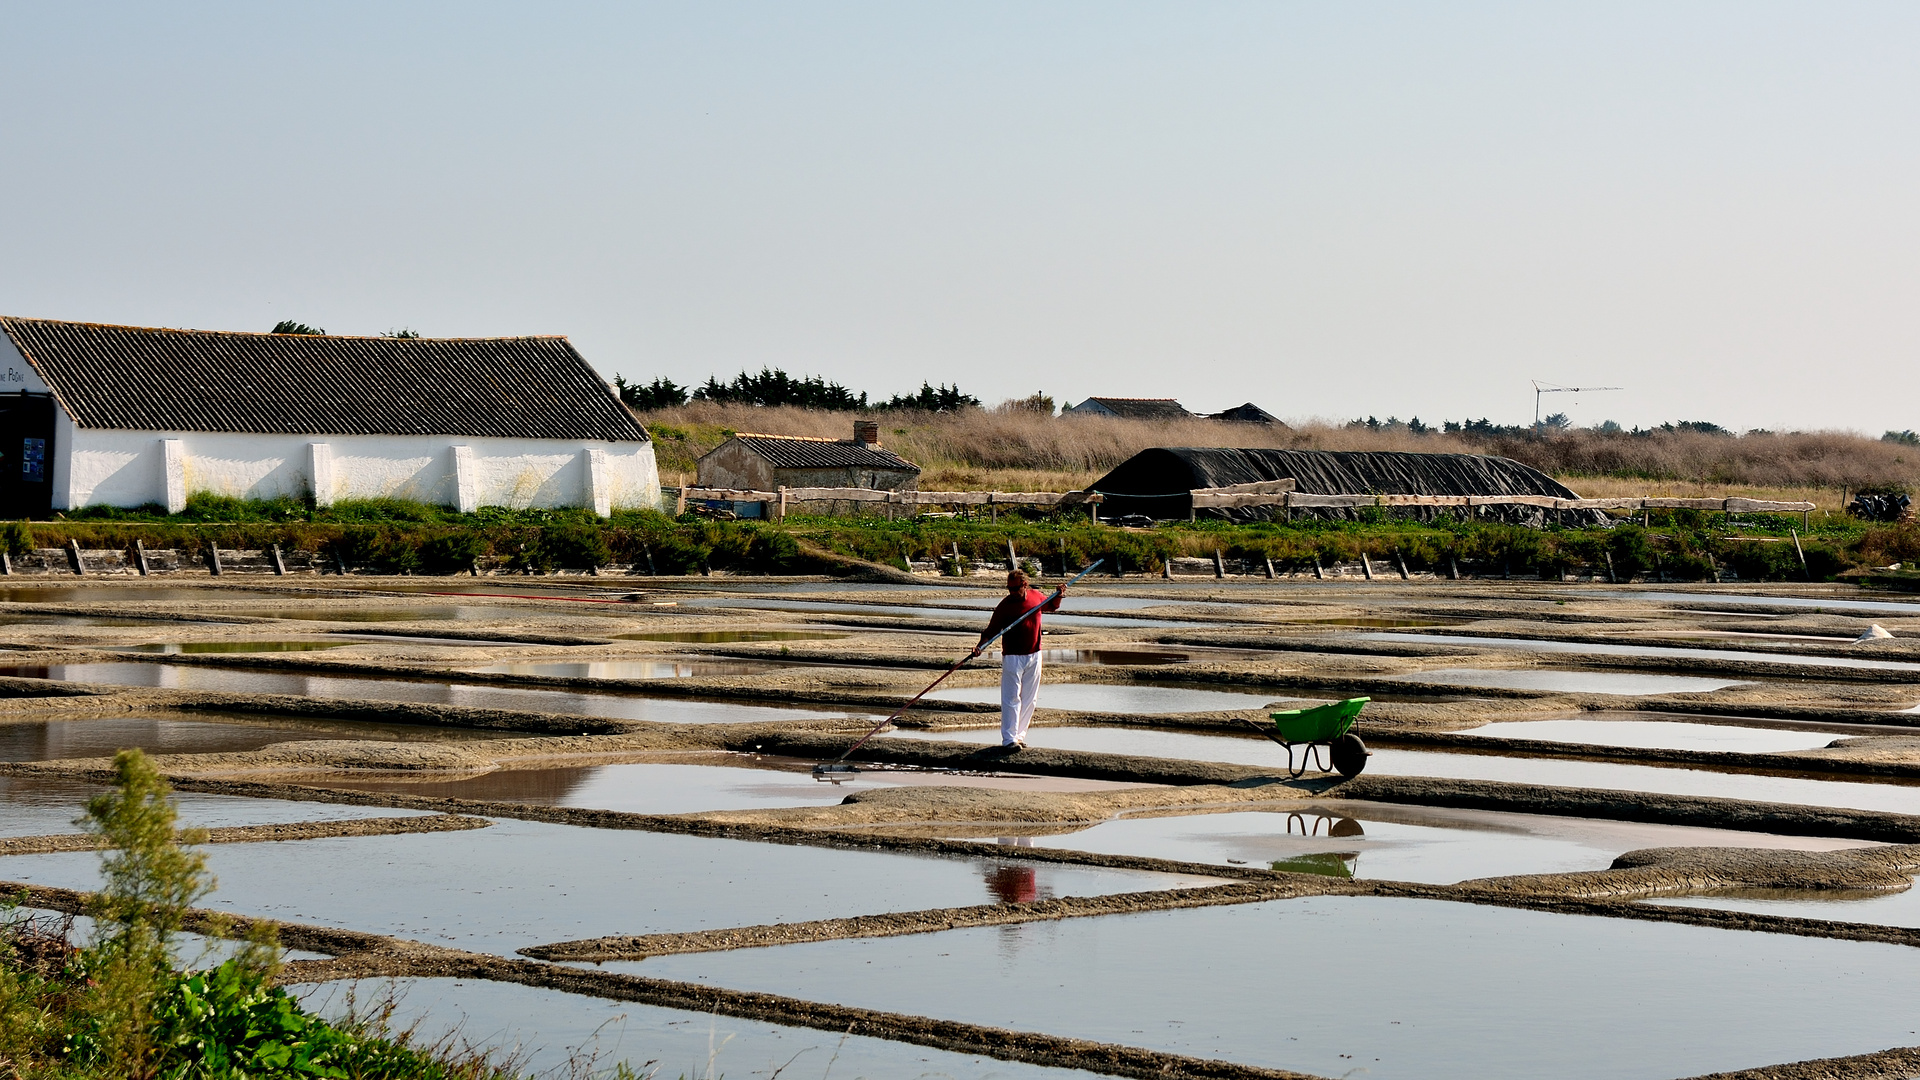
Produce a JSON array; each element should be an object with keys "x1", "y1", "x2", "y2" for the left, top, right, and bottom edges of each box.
[
  {"x1": 697, "y1": 421, "x2": 920, "y2": 492},
  {"x1": 0, "y1": 317, "x2": 658, "y2": 517},
  {"x1": 1063, "y1": 397, "x2": 1193, "y2": 421}
]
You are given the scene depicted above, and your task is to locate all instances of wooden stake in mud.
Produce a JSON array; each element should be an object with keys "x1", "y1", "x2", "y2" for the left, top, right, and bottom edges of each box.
[
  {"x1": 1791, "y1": 528, "x2": 1810, "y2": 580},
  {"x1": 1360, "y1": 553, "x2": 1374, "y2": 581},
  {"x1": 268, "y1": 544, "x2": 287, "y2": 575},
  {"x1": 1604, "y1": 551, "x2": 1617, "y2": 584},
  {"x1": 1162, "y1": 556, "x2": 1172, "y2": 580},
  {"x1": 133, "y1": 539, "x2": 149, "y2": 576},
  {"x1": 815, "y1": 560, "x2": 1106, "y2": 775},
  {"x1": 1006, "y1": 539, "x2": 1019, "y2": 571},
  {"x1": 1312, "y1": 554, "x2": 1324, "y2": 580},
  {"x1": 1264, "y1": 556, "x2": 1276, "y2": 579},
  {"x1": 1393, "y1": 550, "x2": 1409, "y2": 580},
  {"x1": 1447, "y1": 557, "x2": 1460, "y2": 581},
  {"x1": 66, "y1": 539, "x2": 85, "y2": 576},
  {"x1": 643, "y1": 544, "x2": 657, "y2": 575},
  {"x1": 1213, "y1": 549, "x2": 1226, "y2": 579},
  {"x1": 206, "y1": 545, "x2": 222, "y2": 576},
  {"x1": 1, "y1": 552, "x2": 11, "y2": 575}
]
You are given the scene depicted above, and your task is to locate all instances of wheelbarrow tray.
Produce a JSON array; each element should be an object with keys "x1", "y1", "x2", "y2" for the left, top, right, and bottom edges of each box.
[{"x1": 1267, "y1": 697, "x2": 1369, "y2": 744}]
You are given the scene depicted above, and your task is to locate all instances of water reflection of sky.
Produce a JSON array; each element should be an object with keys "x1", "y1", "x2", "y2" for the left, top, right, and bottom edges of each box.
[
  {"x1": 0, "y1": 820, "x2": 1221, "y2": 956},
  {"x1": 0, "y1": 663, "x2": 876, "y2": 725},
  {"x1": 632, "y1": 896, "x2": 1920, "y2": 1080}
]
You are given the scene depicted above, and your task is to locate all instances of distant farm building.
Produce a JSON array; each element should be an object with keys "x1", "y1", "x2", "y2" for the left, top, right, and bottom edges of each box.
[
  {"x1": 1090, "y1": 447, "x2": 1603, "y2": 525},
  {"x1": 1064, "y1": 397, "x2": 1193, "y2": 421},
  {"x1": 0, "y1": 317, "x2": 658, "y2": 517},
  {"x1": 697, "y1": 421, "x2": 920, "y2": 493},
  {"x1": 1207, "y1": 403, "x2": 1283, "y2": 425}
]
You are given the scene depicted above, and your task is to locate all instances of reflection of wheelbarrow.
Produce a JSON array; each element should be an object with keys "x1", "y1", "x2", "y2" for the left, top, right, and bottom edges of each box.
[{"x1": 1238, "y1": 697, "x2": 1370, "y2": 779}]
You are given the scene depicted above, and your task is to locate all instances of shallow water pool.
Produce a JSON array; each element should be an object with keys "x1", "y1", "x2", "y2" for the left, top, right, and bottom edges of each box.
[
  {"x1": 0, "y1": 774, "x2": 436, "y2": 838},
  {"x1": 677, "y1": 597, "x2": 1216, "y2": 629},
  {"x1": 1384, "y1": 667, "x2": 1753, "y2": 695},
  {"x1": 0, "y1": 716, "x2": 501, "y2": 763},
  {"x1": 1365, "y1": 632, "x2": 1920, "y2": 674},
  {"x1": 1644, "y1": 885, "x2": 1920, "y2": 929},
  {"x1": 615, "y1": 629, "x2": 850, "y2": 643},
  {"x1": 979, "y1": 800, "x2": 1869, "y2": 883},
  {"x1": 885, "y1": 727, "x2": 1920, "y2": 814},
  {"x1": 0, "y1": 819, "x2": 1225, "y2": 955},
  {"x1": 926, "y1": 684, "x2": 1284, "y2": 713},
  {"x1": 628, "y1": 895, "x2": 1920, "y2": 1080},
  {"x1": 0, "y1": 663, "x2": 880, "y2": 726},
  {"x1": 1458, "y1": 718, "x2": 1839, "y2": 754},
  {"x1": 326, "y1": 756, "x2": 1144, "y2": 814},
  {"x1": 459, "y1": 659, "x2": 794, "y2": 679},
  {"x1": 294, "y1": 977, "x2": 1109, "y2": 1080},
  {"x1": 113, "y1": 641, "x2": 353, "y2": 654}
]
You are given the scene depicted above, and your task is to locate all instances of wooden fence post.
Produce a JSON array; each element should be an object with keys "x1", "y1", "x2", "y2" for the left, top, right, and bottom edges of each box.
[
  {"x1": 1213, "y1": 549, "x2": 1226, "y2": 579},
  {"x1": 674, "y1": 486, "x2": 687, "y2": 516},
  {"x1": 1792, "y1": 529, "x2": 1809, "y2": 580},
  {"x1": 66, "y1": 538, "x2": 85, "y2": 576},
  {"x1": 1312, "y1": 554, "x2": 1324, "y2": 580},
  {"x1": 1360, "y1": 553, "x2": 1374, "y2": 581},
  {"x1": 1393, "y1": 550, "x2": 1409, "y2": 580},
  {"x1": 1264, "y1": 556, "x2": 1276, "y2": 579},
  {"x1": 269, "y1": 544, "x2": 287, "y2": 575},
  {"x1": 133, "y1": 539, "x2": 150, "y2": 576}
]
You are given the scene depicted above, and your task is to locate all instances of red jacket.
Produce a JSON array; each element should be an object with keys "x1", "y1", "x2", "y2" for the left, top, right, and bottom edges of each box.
[{"x1": 980, "y1": 586, "x2": 1060, "y2": 656}]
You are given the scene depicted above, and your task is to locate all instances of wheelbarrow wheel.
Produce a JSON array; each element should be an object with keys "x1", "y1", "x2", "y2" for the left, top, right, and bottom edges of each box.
[{"x1": 1330, "y1": 732, "x2": 1369, "y2": 778}]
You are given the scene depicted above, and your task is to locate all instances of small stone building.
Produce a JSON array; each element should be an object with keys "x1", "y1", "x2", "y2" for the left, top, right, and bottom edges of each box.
[
  {"x1": 0, "y1": 317, "x2": 658, "y2": 517},
  {"x1": 1064, "y1": 397, "x2": 1193, "y2": 420},
  {"x1": 697, "y1": 421, "x2": 920, "y2": 492}
]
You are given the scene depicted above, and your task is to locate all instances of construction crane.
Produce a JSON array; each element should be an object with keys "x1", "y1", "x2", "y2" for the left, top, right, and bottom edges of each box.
[{"x1": 1532, "y1": 380, "x2": 1622, "y2": 428}]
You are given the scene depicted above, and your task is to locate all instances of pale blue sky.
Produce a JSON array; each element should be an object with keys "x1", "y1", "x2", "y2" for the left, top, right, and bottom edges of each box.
[{"x1": 3, "y1": 3, "x2": 1916, "y2": 431}]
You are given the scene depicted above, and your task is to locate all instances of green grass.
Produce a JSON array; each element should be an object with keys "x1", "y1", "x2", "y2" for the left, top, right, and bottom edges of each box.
[
  {"x1": 17, "y1": 495, "x2": 1920, "y2": 582},
  {"x1": 0, "y1": 749, "x2": 535, "y2": 1078}
]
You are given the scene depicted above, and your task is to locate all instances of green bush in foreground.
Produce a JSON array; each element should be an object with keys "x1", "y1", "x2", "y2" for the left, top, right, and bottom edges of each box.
[{"x1": 0, "y1": 750, "x2": 527, "y2": 1079}]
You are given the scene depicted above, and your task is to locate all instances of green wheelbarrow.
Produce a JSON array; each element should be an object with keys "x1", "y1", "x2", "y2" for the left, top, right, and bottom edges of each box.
[{"x1": 1237, "y1": 696, "x2": 1370, "y2": 779}]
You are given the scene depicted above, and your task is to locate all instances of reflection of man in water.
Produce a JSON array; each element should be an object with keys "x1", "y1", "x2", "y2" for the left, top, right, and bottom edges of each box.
[
  {"x1": 982, "y1": 864, "x2": 1039, "y2": 904},
  {"x1": 976, "y1": 569, "x2": 1064, "y2": 750}
]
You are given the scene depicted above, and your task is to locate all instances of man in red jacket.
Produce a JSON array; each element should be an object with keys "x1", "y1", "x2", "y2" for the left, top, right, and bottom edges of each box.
[{"x1": 975, "y1": 569, "x2": 1065, "y2": 749}]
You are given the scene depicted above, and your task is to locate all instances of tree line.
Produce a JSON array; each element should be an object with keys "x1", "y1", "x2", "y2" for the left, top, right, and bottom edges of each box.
[{"x1": 614, "y1": 367, "x2": 980, "y2": 412}]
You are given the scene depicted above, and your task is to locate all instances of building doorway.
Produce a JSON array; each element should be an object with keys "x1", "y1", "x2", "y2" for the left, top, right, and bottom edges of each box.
[{"x1": 0, "y1": 393, "x2": 55, "y2": 518}]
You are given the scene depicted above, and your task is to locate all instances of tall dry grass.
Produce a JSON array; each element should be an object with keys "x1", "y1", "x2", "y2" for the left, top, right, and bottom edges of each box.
[{"x1": 635, "y1": 403, "x2": 1920, "y2": 497}]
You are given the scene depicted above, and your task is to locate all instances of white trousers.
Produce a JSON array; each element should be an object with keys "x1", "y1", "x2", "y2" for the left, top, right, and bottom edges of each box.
[{"x1": 1000, "y1": 651, "x2": 1043, "y2": 745}]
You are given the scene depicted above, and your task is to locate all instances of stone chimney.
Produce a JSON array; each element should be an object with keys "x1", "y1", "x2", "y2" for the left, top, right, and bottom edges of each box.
[{"x1": 853, "y1": 420, "x2": 880, "y2": 448}]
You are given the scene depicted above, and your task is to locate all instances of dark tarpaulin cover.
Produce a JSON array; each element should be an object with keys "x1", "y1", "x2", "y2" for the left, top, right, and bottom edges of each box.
[{"x1": 1089, "y1": 447, "x2": 1605, "y2": 525}]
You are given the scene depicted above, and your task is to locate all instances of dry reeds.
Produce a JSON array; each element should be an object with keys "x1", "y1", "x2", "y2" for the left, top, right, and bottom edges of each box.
[{"x1": 635, "y1": 403, "x2": 1919, "y2": 498}]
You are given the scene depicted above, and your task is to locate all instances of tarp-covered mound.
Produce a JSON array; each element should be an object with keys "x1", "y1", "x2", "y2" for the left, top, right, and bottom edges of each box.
[{"x1": 1090, "y1": 447, "x2": 1606, "y2": 525}]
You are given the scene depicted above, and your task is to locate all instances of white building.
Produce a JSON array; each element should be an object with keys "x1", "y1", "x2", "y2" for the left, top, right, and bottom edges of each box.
[{"x1": 0, "y1": 317, "x2": 659, "y2": 517}]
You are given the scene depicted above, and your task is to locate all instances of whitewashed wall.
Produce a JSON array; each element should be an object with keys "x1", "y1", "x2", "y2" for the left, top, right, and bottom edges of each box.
[{"x1": 56, "y1": 429, "x2": 659, "y2": 515}]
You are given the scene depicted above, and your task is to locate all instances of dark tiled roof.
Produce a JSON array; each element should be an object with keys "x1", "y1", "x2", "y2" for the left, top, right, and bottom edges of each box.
[
  {"x1": 1209, "y1": 402, "x2": 1282, "y2": 424},
  {"x1": 1074, "y1": 397, "x2": 1192, "y2": 421},
  {"x1": 0, "y1": 317, "x2": 649, "y2": 441},
  {"x1": 733, "y1": 434, "x2": 919, "y2": 472}
]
